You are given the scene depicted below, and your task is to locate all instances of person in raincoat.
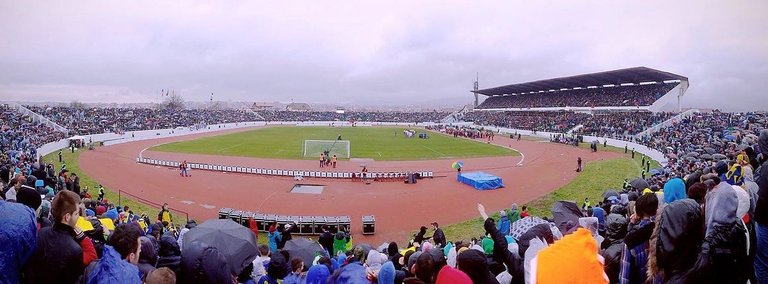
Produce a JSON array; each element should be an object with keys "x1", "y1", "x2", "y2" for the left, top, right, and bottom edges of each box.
[
  {"x1": 0, "y1": 199, "x2": 37, "y2": 284},
  {"x1": 83, "y1": 223, "x2": 144, "y2": 284},
  {"x1": 507, "y1": 203, "x2": 521, "y2": 224},
  {"x1": 497, "y1": 210, "x2": 511, "y2": 236},
  {"x1": 267, "y1": 224, "x2": 281, "y2": 253}
]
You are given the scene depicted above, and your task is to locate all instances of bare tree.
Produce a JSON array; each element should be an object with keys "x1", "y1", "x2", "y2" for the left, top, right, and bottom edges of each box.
[{"x1": 163, "y1": 93, "x2": 185, "y2": 110}]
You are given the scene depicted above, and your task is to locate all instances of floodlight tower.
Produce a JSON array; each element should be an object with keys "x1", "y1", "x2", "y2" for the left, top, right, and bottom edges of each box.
[{"x1": 473, "y1": 73, "x2": 479, "y2": 108}]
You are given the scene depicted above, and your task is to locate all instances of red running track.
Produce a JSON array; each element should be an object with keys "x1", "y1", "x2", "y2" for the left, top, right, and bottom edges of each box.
[{"x1": 78, "y1": 126, "x2": 621, "y2": 244}]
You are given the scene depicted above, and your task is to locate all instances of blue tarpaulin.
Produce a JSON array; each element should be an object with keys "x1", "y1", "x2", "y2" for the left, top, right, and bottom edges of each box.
[{"x1": 457, "y1": 172, "x2": 504, "y2": 190}]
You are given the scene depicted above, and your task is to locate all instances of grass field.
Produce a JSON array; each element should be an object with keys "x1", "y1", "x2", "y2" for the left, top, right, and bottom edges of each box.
[
  {"x1": 438, "y1": 145, "x2": 654, "y2": 242},
  {"x1": 151, "y1": 126, "x2": 519, "y2": 160}
]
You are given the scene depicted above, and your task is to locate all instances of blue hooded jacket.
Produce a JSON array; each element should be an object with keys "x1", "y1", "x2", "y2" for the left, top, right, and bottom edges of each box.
[
  {"x1": 497, "y1": 214, "x2": 511, "y2": 235},
  {"x1": 0, "y1": 200, "x2": 37, "y2": 284},
  {"x1": 87, "y1": 246, "x2": 141, "y2": 284},
  {"x1": 664, "y1": 178, "x2": 687, "y2": 204},
  {"x1": 329, "y1": 261, "x2": 367, "y2": 284},
  {"x1": 306, "y1": 264, "x2": 331, "y2": 284}
]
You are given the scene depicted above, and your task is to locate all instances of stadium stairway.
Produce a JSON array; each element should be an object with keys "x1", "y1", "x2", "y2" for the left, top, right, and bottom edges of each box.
[
  {"x1": 6, "y1": 102, "x2": 70, "y2": 135},
  {"x1": 634, "y1": 109, "x2": 698, "y2": 139}
]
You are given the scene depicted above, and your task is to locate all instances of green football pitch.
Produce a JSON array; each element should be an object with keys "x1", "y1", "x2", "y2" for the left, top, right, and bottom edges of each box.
[{"x1": 150, "y1": 126, "x2": 519, "y2": 161}]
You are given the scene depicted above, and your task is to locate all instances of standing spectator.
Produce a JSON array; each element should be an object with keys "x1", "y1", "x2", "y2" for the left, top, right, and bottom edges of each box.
[
  {"x1": 156, "y1": 235, "x2": 181, "y2": 276},
  {"x1": 27, "y1": 190, "x2": 87, "y2": 283},
  {"x1": 755, "y1": 130, "x2": 768, "y2": 283},
  {"x1": 601, "y1": 214, "x2": 628, "y2": 283},
  {"x1": 507, "y1": 203, "x2": 521, "y2": 224},
  {"x1": 496, "y1": 212, "x2": 510, "y2": 237},
  {"x1": 318, "y1": 225, "x2": 334, "y2": 256},
  {"x1": 267, "y1": 224, "x2": 281, "y2": 254},
  {"x1": 619, "y1": 193, "x2": 658, "y2": 284},
  {"x1": 431, "y1": 222, "x2": 446, "y2": 248},
  {"x1": 138, "y1": 236, "x2": 159, "y2": 281},
  {"x1": 158, "y1": 203, "x2": 172, "y2": 225}
]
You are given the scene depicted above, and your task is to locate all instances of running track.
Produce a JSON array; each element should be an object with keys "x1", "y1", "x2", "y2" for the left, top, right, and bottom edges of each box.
[{"x1": 79, "y1": 126, "x2": 620, "y2": 243}]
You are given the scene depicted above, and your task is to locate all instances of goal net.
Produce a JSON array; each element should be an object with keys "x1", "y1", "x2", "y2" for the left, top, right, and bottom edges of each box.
[{"x1": 303, "y1": 140, "x2": 351, "y2": 159}]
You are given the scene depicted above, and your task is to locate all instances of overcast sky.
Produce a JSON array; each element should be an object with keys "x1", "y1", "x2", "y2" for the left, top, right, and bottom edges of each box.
[{"x1": 1, "y1": 1, "x2": 766, "y2": 111}]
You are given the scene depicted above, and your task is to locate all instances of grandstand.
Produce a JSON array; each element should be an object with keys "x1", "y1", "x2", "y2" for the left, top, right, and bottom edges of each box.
[{"x1": 472, "y1": 66, "x2": 689, "y2": 112}]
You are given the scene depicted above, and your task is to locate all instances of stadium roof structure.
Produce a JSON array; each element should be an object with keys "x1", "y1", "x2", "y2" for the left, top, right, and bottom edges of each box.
[{"x1": 473, "y1": 66, "x2": 688, "y2": 96}]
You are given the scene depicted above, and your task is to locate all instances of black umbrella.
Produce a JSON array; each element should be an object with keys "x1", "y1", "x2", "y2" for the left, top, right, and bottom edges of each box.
[
  {"x1": 284, "y1": 237, "x2": 326, "y2": 268},
  {"x1": 704, "y1": 147, "x2": 716, "y2": 154},
  {"x1": 182, "y1": 219, "x2": 258, "y2": 275},
  {"x1": 551, "y1": 201, "x2": 583, "y2": 235},
  {"x1": 602, "y1": 189, "x2": 619, "y2": 200},
  {"x1": 713, "y1": 154, "x2": 727, "y2": 160},
  {"x1": 630, "y1": 178, "x2": 650, "y2": 190},
  {"x1": 685, "y1": 156, "x2": 698, "y2": 162},
  {"x1": 687, "y1": 152, "x2": 699, "y2": 158},
  {"x1": 701, "y1": 153, "x2": 713, "y2": 160}
]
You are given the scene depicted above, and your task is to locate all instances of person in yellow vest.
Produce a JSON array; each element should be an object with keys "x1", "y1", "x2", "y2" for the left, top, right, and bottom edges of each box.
[{"x1": 158, "y1": 203, "x2": 173, "y2": 226}]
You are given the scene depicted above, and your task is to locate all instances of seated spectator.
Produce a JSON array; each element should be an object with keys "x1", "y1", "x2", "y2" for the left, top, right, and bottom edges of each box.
[
  {"x1": 145, "y1": 267, "x2": 176, "y2": 284},
  {"x1": 179, "y1": 241, "x2": 233, "y2": 284},
  {"x1": 156, "y1": 235, "x2": 181, "y2": 275}
]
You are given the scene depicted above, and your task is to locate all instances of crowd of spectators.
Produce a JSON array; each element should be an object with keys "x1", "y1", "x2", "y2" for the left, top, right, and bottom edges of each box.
[
  {"x1": 460, "y1": 111, "x2": 591, "y2": 133},
  {"x1": 3, "y1": 102, "x2": 768, "y2": 283},
  {"x1": 476, "y1": 82, "x2": 678, "y2": 109},
  {"x1": 257, "y1": 110, "x2": 451, "y2": 124},
  {"x1": 26, "y1": 106, "x2": 261, "y2": 135},
  {"x1": 574, "y1": 111, "x2": 676, "y2": 139}
]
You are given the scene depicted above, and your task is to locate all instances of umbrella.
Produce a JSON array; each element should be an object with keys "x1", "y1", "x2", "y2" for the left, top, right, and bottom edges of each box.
[
  {"x1": 694, "y1": 148, "x2": 704, "y2": 153},
  {"x1": 183, "y1": 219, "x2": 258, "y2": 275},
  {"x1": 685, "y1": 156, "x2": 697, "y2": 162},
  {"x1": 284, "y1": 237, "x2": 326, "y2": 268},
  {"x1": 701, "y1": 153, "x2": 713, "y2": 160},
  {"x1": 509, "y1": 216, "x2": 548, "y2": 240},
  {"x1": 713, "y1": 154, "x2": 727, "y2": 160},
  {"x1": 451, "y1": 161, "x2": 464, "y2": 169},
  {"x1": 686, "y1": 152, "x2": 699, "y2": 158},
  {"x1": 746, "y1": 134, "x2": 759, "y2": 140},
  {"x1": 704, "y1": 147, "x2": 716, "y2": 154},
  {"x1": 602, "y1": 190, "x2": 619, "y2": 200},
  {"x1": 650, "y1": 168, "x2": 663, "y2": 176},
  {"x1": 629, "y1": 178, "x2": 650, "y2": 190},
  {"x1": 551, "y1": 201, "x2": 583, "y2": 236},
  {"x1": 667, "y1": 153, "x2": 678, "y2": 159},
  {"x1": 737, "y1": 144, "x2": 750, "y2": 151}
]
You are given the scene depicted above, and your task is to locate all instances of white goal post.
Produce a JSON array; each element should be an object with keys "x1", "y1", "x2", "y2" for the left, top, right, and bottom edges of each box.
[{"x1": 303, "y1": 140, "x2": 351, "y2": 159}]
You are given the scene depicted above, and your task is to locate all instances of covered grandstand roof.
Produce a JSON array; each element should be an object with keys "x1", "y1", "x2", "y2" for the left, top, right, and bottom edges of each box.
[{"x1": 474, "y1": 66, "x2": 688, "y2": 96}]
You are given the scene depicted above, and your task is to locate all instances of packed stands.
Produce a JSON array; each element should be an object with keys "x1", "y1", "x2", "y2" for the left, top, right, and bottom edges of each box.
[
  {"x1": 460, "y1": 111, "x2": 591, "y2": 132},
  {"x1": 26, "y1": 106, "x2": 260, "y2": 135},
  {"x1": 476, "y1": 82, "x2": 678, "y2": 109},
  {"x1": 257, "y1": 110, "x2": 450, "y2": 123},
  {"x1": 574, "y1": 111, "x2": 676, "y2": 138}
]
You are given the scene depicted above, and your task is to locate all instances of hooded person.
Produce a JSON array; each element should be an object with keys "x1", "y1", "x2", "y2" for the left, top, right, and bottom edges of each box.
[
  {"x1": 601, "y1": 214, "x2": 628, "y2": 284},
  {"x1": 456, "y1": 249, "x2": 499, "y2": 284},
  {"x1": 305, "y1": 264, "x2": 331, "y2": 284},
  {"x1": 179, "y1": 241, "x2": 232, "y2": 284},
  {"x1": 0, "y1": 199, "x2": 37, "y2": 284},
  {"x1": 378, "y1": 261, "x2": 396, "y2": 284},
  {"x1": 497, "y1": 210, "x2": 511, "y2": 236},
  {"x1": 663, "y1": 178, "x2": 687, "y2": 204},
  {"x1": 414, "y1": 226, "x2": 431, "y2": 245},
  {"x1": 387, "y1": 242, "x2": 403, "y2": 270},
  {"x1": 267, "y1": 224, "x2": 281, "y2": 254},
  {"x1": 530, "y1": 228, "x2": 608, "y2": 284},
  {"x1": 137, "y1": 236, "x2": 158, "y2": 281},
  {"x1": 83, "y1": 222, "x2": 144, "y2": 284},
  {"x1": 436, "y1": 265, "x2": 472, "y2": 284},
  {"x1": 156, "y1": 235, "x2": 181, "y2": 275},
  {"x1": 755, "y1": 129, "x2": 768, "y2": 282},
  {"x1": 694, "y1": 177, "x2": 749, "y2": 284},
  {"x1": 648, "y1": 199, "x2": 704, "y2": 283},
  {"x1": 333, "y1": 230, "x2": 350, "y2": 257},
  {"x1": 328, "y1": 246, "x2": 367, "y2": 284},
  {"x1": 507, "y1": 203, "x2": 521, "y2": 224}
]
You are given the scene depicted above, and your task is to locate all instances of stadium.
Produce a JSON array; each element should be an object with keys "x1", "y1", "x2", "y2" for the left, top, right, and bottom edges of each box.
[
  {"x1": 6, "y1": 64, "x2": 767, "y2": 283},
  {"x1": 2, "y1": 3, "x2": 766, "y2": 283}
]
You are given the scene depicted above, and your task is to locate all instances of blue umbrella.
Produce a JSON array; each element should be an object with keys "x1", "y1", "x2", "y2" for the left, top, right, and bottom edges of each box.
[{"x1": 724, "y1": 135, "x2": 736, "y2": 141}]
